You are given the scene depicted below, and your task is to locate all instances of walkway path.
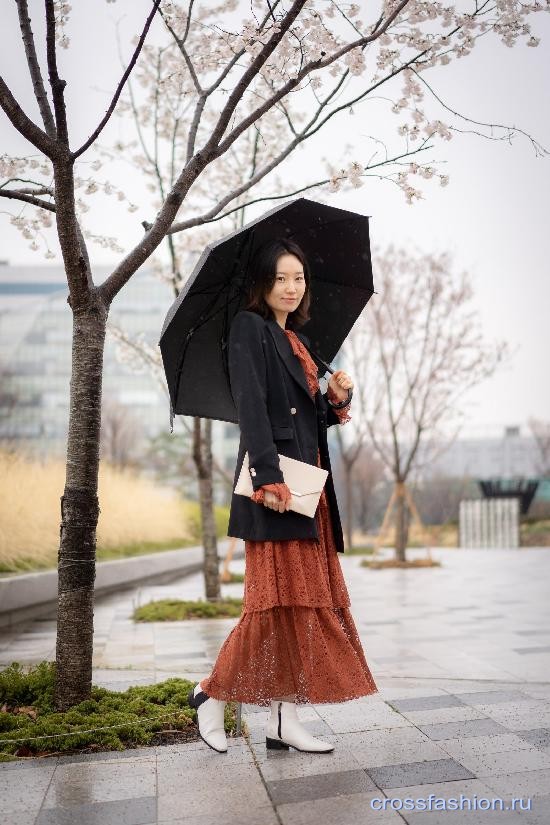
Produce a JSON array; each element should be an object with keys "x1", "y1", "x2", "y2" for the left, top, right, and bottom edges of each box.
[{"x1": 1, "y1": 547, "x2": 549, "y2": 824}]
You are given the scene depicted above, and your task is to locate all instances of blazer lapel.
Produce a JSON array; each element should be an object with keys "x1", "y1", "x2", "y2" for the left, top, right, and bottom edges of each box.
[{"x1": 265, "y1": 318, "x2": 315, "y2": 404}]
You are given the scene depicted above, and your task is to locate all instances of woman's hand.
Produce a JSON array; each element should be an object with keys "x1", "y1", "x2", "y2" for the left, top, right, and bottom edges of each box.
[
  {"x1": 328, "y1": 369, "x2": 354, "y2": 403},
  {"x1": 264, "y1": 489, "x2": 291, "y2": 513}
]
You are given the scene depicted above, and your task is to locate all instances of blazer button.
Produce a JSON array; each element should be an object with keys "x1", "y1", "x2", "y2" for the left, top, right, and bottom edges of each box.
[
  {"x1": 290, "y1": 407, "x2": 296, "y2": 414},
  {"x1": 250, "y1": 467, "x2": 256, "y2": 476}
]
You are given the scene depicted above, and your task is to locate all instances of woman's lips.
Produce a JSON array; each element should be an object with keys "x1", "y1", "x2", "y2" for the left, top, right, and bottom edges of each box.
[{"x1": 283, "y1": 298, "x2": 296, "y2": 302}]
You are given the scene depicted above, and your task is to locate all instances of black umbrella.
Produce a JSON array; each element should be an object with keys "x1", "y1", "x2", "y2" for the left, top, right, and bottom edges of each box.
[{"x1": 159, "y1": 196, "x2": 373, "y2": 430}]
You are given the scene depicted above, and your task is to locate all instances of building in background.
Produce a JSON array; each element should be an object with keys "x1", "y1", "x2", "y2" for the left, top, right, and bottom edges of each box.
[
  {"x1": 417, "y1": 425, "x2": 550, "y2": 511},
  {"x1": 424, "y1": 426, "x2": 540, "y2": 479}
]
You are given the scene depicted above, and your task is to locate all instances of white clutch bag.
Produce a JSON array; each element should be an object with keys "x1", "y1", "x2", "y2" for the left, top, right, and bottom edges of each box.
[{"x1": 234, "y1": 451, "x2": 328, "y2": 518}]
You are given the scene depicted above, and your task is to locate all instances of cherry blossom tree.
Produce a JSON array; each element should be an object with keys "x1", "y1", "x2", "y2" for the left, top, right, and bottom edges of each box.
[
  {"x1": 1, "y1": 0, "x2": 546, "y2": 708},
  {"x1": 355, "y1": 245, "x2": 508, "y2": 561},
  {"x1": 329, "y1": 330, "x2": 374, "y2": 550}
]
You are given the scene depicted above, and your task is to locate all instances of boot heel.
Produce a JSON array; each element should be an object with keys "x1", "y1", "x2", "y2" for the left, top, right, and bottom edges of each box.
[
  {"x1": 188, "y1": 689, "x2": 196, "y2": 708},
  {"x1": 266, "y1": 736, "x2": 289, "y2": 750}
]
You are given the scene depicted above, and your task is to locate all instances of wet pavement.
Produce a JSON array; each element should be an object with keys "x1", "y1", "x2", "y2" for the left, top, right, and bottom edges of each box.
[{"x1": 1, "y1": 546, "x2": 549, "y2": 824}]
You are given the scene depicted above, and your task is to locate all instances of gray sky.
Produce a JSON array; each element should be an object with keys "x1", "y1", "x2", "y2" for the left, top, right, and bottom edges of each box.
[{"x1": 1, "y1": 1, "x2": 549, "y2": 438}]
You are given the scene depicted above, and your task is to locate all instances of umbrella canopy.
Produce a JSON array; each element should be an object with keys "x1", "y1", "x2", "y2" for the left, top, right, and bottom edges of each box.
[{"x1": 159, "y1": 196, "x2": 373, "y2": 429}]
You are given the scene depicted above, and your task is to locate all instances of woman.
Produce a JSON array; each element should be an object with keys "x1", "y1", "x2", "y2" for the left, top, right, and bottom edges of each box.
[{"x1": 188, "y1": 238, "x2": 378, "y2": 754}]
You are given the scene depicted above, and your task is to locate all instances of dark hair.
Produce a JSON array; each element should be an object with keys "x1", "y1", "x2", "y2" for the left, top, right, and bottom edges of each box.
[{"x1": 243, "y1": 238, "x2": 311, "y2": 329}]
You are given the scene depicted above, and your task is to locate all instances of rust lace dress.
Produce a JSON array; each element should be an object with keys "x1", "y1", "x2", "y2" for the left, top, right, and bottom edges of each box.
[{"x1": 200, "y1": 329, "x2": 378, "y2": 707}]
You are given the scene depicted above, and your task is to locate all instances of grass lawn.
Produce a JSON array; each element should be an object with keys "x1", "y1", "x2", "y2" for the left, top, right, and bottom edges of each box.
[
  {"x1": 134, "y1": 597, "x2": 244, "y2": 622},
  {"x1": 345, "y1": 546, "x2": 375, "y2": 555}
]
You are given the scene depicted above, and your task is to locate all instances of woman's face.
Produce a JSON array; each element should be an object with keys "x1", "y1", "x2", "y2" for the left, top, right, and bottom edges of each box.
[{"x1": 264, "y1": 253, "x2": 306, "y2": 316}]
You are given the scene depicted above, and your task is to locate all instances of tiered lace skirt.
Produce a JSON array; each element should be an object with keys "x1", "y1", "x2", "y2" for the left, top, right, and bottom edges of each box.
[{"x1": 200, "y1": 454, "x2": 379, "y2": 707}]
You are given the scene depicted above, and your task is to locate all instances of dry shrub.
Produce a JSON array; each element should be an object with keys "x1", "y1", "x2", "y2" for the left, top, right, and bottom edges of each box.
[{"x1": 0, "y1": 449, "x2": 192, "y2": 572}]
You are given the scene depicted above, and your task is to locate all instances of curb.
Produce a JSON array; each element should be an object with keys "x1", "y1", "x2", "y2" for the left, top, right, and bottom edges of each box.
[{"x1": 0, "y1": 539, "x2": 243, "y2": 627}]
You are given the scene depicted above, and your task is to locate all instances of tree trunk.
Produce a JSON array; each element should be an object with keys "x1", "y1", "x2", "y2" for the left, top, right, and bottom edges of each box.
[
  {"x1": 394, "y1": 481, "x2": 409, "y2": 563},
  {"x1": 193, "y1": 417, "x2": 221, "y2": 601},
  {"x1": 343, "y1": 461, "x2": 353, "y2": 551},
  {"x1": 54, "y1": 294, "x2": 108, "y2": 710}
]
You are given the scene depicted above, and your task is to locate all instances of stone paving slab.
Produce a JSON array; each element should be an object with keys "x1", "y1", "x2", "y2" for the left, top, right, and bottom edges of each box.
[
  {"x1": 456, "y1": 690, "x2": 538, "y2": 705},
  {"x1": 365, "y1": 757, "x2": 477, "y2": 789},
  {"x1": 481, "y1": 766, "x2": 550, "y2": 798},
  {"x1": 1, "y1": 547, "x2": 549, "y2": 824},
  {"x1": 344, "y1": 736, "x2": 449, "y2": 770},
  {"x1": 370, "y1": 777, "x2": 534, "y2": 824},
  {"x1": 518, "y1": 728, "x2": 550, "y2": 749},
  {"x1": 436, "y1": 732, "x2": 538, "y2": 761},
  {"x1": 155, "y1": 807, "x2": 281, "y2": 825},
  {"x1": 157, "y1": 763, "x2": 269, "y2": 820},
  {"x1": 416, "y1": 718, "x2": 511, "y2": 740},
  {"x1": 388, "y1": 694, "x2": 470, "y2": 712},
  {"x1": 278, "y1": 795, "x2": 404, "y2": 825},
  {"x1": 267, "y1": 767, "x2": 377, "y2": 805},
  {"x1": 37, "y1": 795, "x2": 158, "y2": 825}
]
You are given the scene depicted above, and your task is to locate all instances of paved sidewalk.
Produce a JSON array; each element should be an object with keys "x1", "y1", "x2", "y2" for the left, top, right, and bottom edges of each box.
[{"x1": 1, "y1": 547, "x2": 549, "y2": 824}]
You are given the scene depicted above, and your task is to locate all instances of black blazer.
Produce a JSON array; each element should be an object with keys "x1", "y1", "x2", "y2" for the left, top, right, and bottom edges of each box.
[{"x1": 226, "y1": 310, "x2": 346, "y2": 554}]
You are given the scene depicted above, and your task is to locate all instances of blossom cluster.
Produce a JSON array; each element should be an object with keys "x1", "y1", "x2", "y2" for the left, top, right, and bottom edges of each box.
[{"x1": 2, "y1": 0, "x2": 546, "y2": 258}]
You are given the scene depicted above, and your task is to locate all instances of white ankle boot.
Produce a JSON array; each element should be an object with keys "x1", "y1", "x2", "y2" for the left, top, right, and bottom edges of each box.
[
  {"x1": 266, "y1": 700, "x2": 334, "y2": 753},
  {"x1": 188, "y1": 681, "x2": 227, "y2": 753}
]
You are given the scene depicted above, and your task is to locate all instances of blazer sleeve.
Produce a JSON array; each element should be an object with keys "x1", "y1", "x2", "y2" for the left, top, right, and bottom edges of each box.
[
  {"x1": 229, "y1": 312, "x2": 285, "y2": 490},
  {"x1": 296, "y1": 330, "x2": 346, "y2": 428}
]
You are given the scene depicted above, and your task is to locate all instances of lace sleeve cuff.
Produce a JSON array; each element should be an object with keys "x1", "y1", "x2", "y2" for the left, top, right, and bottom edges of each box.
[{"x1": 250, "y1": 482, "x2": 293, "y2": 504}]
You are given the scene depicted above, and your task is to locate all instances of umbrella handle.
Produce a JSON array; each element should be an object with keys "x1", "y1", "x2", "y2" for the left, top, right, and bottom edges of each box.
[
  {"x1": 300, "y1": 342, "x2": 352, "y2": 403},
  {"x1": 300, "y1": 342, "x2": 334, "y2": 376}
]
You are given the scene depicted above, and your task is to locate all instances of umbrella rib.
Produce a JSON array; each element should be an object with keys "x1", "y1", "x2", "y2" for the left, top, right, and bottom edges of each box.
[{"x1": 171, "y1": 230, "x2": 257, "y2": 422}]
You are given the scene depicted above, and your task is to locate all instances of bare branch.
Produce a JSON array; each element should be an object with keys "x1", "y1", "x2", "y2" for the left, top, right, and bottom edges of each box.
[
  {"x1": 411, "y1": 67, "x2": 550, "y2": 158},
  {"x1": 210, "y1": 0, "x2": 412, "y2": 161},
  {"x1": 15, "y1": 0, "x2": 56, "y2": 137},
  {"x1": 0, "y1": 188, "x2": 55, "y2": 211},
  {"x1": 97, "y1": 0, "x2": 413, "y2": 302},
  {"x1": 0, "y1": 76, "x2": 55, "y2": 157},
  {"x1": 72, "y1": 0, "x2": 162, "y2": 160},
  {"x1": 200, "y1": 0, "x2": 310, "y2": 158},
  {"x1": 0, "y1": 178, "x2": 52, "y2": 194},
  {"x1": 363, "y1": 248, "x2": 508, "y2": 487},
  {"x1": 162, "y1": 137, "x2": 434, "y2": 232},
  {"x1": 300, "y1": 6, "x2": 505, "y2": 145},
  {"x1": 160, "y1": 6, "x2": 204, "y2": 98},
  {"x1": 159, "y1": 0, "x2": 284, "y2": 162},
  {"x1": 45, "y1": 0, "x2": 68, "y2": 146}
]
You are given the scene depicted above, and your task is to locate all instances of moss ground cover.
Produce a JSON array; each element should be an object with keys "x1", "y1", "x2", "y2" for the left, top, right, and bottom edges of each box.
[
  {"x1": 0, "y1": 661, "x2": 240, "y2": 762},
  {"x1": 133, "y1": 597, "x2": 244, "y2": 622}
]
